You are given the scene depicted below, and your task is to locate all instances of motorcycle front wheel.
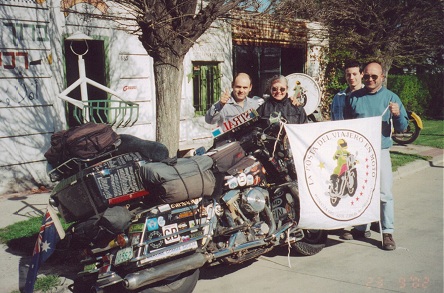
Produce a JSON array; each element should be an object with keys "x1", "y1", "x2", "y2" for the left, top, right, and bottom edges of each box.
[
  {"x1": 346, "y1": 169, "x2": 358, "y2": 196},
  {"x1": 292, "y1": 229, "x2": 328, "y2": 256},
  {"x1": 289, "y1": 184, "x2": 328, "y2": 256},
  {"x1": 392, "y1": 119, "x2": 421, "y2": 145}
]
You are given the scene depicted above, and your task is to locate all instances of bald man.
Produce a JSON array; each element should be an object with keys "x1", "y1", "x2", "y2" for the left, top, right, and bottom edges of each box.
[
  {"x1": 345, "y1": 61, "x2": 409, "y2": 251},
  {"x1": 205, "y1": 73, "x2": 259, "y2": 128}
]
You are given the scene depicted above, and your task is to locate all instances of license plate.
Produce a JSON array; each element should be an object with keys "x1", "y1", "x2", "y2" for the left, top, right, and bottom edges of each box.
[{"x1": 114, "y1": 247, "x2": 133, "y2": 265}]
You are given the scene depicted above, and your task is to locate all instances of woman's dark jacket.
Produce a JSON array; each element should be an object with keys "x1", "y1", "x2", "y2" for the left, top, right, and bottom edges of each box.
[{"x1": 256, "y1": 96, "x2": 308, "y2": 124}]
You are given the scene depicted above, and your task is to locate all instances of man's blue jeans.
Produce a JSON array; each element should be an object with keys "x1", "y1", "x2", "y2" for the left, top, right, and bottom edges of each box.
[
  {"x1": 380, "y1": 149, "x2": 394, "y2": 234},
  {"x1": 355, "y1": 148, "x2": 393, "y2": 234}
]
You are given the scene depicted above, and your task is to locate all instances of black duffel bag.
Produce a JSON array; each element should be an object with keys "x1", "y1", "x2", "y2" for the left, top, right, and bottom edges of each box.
[
  {"x1": 70, "y1": 206, "x2": 132, "y2": 248},
  {"x1": 140, "y1": 155, "x2": 215, "y2": 204}
]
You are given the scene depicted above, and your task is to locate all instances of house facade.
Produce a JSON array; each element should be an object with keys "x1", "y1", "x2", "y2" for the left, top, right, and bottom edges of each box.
[{"x1": 0, "y1": 0, "x2": 327, "y2": 194}]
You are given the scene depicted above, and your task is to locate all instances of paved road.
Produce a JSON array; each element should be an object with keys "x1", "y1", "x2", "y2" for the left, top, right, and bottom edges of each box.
[
  {"x1": 0, "y1": 145, "x2": 442, "y2": 293},
  {"x1": 193, "y1": 163, "x2": 443, "y2": 293}
]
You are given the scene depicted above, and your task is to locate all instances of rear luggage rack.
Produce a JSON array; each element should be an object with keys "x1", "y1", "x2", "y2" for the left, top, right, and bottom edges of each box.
[{"x1": 48, "y1": 147, "x2": 118, "y2": 182}]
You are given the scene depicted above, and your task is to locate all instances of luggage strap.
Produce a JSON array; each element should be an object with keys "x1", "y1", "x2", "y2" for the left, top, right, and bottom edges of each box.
[{"x1": 162, "y1": 157, "x2": 205, "y2": 201}]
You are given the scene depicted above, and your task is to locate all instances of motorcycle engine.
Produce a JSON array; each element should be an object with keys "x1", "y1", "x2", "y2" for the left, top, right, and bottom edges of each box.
[{"x1": 241, "y1": 187, "x2": 268, "y2": 214}]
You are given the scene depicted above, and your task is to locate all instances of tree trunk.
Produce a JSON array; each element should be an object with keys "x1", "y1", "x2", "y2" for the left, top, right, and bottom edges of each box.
[
  {"x1": 381, "y1": 57, "x2": 393, "y2": 87},
  {"x1": 153, "y1": 58, "x2": 184, "y2": 157}
]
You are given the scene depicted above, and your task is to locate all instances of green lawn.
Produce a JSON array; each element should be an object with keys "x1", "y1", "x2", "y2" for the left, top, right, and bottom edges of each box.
[
  {"x1": 390, "y1": 151, "x2": 430, "y2": 171},
  {"x1": 390, "y1": 119, "x2": 443, "y2": 171},
  {"x1": 412, "y1": 119, "x2": 444, "y2": 149}
]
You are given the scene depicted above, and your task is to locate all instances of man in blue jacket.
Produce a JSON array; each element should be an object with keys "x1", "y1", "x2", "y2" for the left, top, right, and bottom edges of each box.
[
  {"x1": 331, "y1": 60, "x2": 364, "y2": 121},
  {"x1": 345, "y1": 61, "x2": 408, "y2": 250},
  {"x1": 331, "y1": 61, "x2": 371, "y2": 241}
]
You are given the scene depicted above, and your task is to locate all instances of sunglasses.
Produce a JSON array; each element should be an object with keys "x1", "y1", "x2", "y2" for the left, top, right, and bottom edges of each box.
[
  {"x1": 363, "y1": 74, "x2": 379, "y2": 81},
  {"x1": 271, "y1": 87, "x2": 286, "y2": 92}
]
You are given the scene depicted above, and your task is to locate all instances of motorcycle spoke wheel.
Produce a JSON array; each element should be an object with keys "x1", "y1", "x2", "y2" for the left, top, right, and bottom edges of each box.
[
  {"x1": 292, "y1": 230, "x2": 328, "y2": 256},
  {"x1": 347, "y1": 169, "x2": 358, "y2": 196}
]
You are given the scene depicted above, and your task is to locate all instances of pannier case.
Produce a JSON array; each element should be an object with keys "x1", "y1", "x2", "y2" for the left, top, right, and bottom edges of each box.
[
  {"x1": 207, "y1": 141, "x2": 245, "y2": 173},
  {"x1": 51, "y1": 152, "x2": 148, "y2": 222}
]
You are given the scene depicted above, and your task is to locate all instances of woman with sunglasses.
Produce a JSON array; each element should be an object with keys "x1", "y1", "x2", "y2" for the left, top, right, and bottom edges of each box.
[{"x1": 256, "y1": 75, "x2": 308, "y2": 124}]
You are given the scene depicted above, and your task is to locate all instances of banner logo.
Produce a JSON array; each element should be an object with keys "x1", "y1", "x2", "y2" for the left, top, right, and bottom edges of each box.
[{"x1": 304, "y1": 129, "x2": 378, "y2": 221}]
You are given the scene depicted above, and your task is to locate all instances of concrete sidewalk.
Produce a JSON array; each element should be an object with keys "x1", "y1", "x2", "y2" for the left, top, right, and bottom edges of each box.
[
  {"x1": 0, "y1": 144, "x2": 442, "y2": 293},
  {"x1": 391, "y1": 144, "x2": 443, "y2": 180}
]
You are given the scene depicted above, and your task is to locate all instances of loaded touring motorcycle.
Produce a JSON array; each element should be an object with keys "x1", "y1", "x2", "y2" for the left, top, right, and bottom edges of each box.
[{"x1": 48, "y1": 110, "x2": 327, "y2": 293}]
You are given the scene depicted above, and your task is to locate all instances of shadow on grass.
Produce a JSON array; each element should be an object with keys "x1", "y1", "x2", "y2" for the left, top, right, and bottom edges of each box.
[{"x1": 6, "y1": 234, "x2": 81, "y2": 291}]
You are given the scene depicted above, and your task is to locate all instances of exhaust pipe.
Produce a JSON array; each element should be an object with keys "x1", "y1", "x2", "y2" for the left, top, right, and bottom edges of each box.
[{"x1": 123, "y1": 253, "x2": 207, "y2": 290}]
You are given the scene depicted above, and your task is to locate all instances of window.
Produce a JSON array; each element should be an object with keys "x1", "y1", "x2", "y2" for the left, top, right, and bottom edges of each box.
[
  {"x1": 192, "y1": 63, "x2": 221, "y2": 116},
  {"x1": 233, "y1": 45, "x2": 305, "y2": 97}
]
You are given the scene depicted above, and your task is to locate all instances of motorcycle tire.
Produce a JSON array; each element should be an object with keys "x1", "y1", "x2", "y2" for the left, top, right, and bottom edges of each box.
[
  {"x1": 289, "y1": 184, "x2": 328, "y2": 256},
  {"x1": 292, "y1": 229, "x2": 328, "y2": 256},
  {"x1": 330, "y1": 196, "x2": 340, "y2": 207},
  {"x1": 346, "y1": 169, "x2": 358, "y2": 196},
  {"x1": 392, "y1": 119, "x2": 421, "y2": 145},
  {"x1": 132, "y1": 269, "x2": 200, "y2": 293}
]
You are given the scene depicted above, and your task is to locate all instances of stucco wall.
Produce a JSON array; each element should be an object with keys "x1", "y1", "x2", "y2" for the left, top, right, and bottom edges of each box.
[
  {"x1": 0, "y1": 0, "x2": 230, "y2": 194},
  {"x1": 0, "y1": 1, "x2": 325, "y2": 194}
]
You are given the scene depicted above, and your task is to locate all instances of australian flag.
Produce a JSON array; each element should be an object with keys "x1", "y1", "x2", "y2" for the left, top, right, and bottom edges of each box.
[{"x1": 24, "y1": 205, "x2": 65, "y2": 293}]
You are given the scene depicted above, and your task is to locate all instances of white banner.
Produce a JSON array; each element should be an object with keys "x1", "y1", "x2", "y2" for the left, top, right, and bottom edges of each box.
[{"x1": 285, "y1": 117, "x2": 381, "y2": 229}]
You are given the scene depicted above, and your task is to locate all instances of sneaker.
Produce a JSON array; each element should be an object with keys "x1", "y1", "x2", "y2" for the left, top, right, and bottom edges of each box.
[
  {"x1": 341, "y1": 229, "x2": 371, "y2": 240},
  {"x1": 382, "y1": 233, "x2": 396, "y2": 250}
]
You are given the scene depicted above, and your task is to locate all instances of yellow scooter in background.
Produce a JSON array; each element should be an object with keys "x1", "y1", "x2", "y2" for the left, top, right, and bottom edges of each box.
[{"x1": 392, "y1": 111, "x2": 423, "y2": 145}]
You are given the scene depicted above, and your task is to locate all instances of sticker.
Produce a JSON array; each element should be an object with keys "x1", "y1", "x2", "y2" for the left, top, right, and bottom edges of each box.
[
  {"x1": 238, "y1": 173, "x2": 247, "y2": 186},
  {"x1": 190, "y1": 230, "x2": 204, "y2": 238},
  {"x1": 146, "y1": 218, "x2": 159, "y2": 231},
  {"x1": 189, "y1": 220, "x2": 197, "y2": 232},
  {"x1": 178, "y1": 222, "x2": 188, "y2": 230},
  {"x1": 130, "y1": 232, "x2": 142, "y2": 245},
  {"x1": 250, "y1": 162, "x2": 260, "y2": 173},
  {"x1": 162, "y1": 223, "x2": 180, "y2": 244},
  {"x1": 189, "y1": 218, "x2": 207, "y2": 232},
  {"x1": 129, "y1": 223, "x2": 144, "y2": 233},
  {"x1": 147, "y1": 230, "x2": 164, "y2": 249},
  {"x1": 181, "y1": 235, "x2": 191, "y2": 242},
  {"x1": 178, "y1": 211, "x2": 193, "y2": 219},
  {"x1": 272, "y1": 198, "x2": 283, "y2": 209},
  {"x1": 199, "y1": 206, "x2": 208, "y2": 217},
  {"x1": 227, "y1": 177, "x2": 238, "y2": 189},
  {"x1": 157, "y1": 216, "x2": 166, "y2": 227},
  {"x1": 158, "y1": 204, "x2": 171, "y2": 213},
  {"x1": 272, "y1": 207, "x2": 287, "y2": 222},
  {"x1": 246, "y1": 174, "x2": 254, "y2": 185},
  {"x1": 170, "y1": 199, "x2": 201, "y2": 209}
]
